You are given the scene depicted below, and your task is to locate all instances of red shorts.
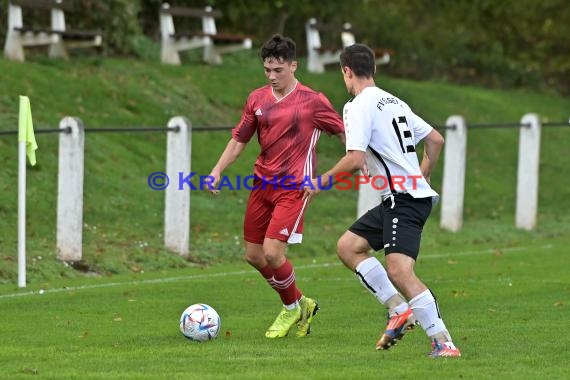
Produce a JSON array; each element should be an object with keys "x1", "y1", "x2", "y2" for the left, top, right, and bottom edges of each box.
[{"x1": 243, "y1": 178, "x2": 308, "y2": 244}]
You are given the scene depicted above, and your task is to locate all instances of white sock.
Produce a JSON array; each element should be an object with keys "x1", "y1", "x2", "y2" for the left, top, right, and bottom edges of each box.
[
  {"x1": 391, "y1": 302, "x2": 409, "y2": 315},
  {"x1": 409, "y1": 289, "x2": 450, "y2": 340},
  {"x1": 284, "y1": 301, "x2": 299, "y2": 310},
  {"x1": 355, "y1": 257, "x2": 399, "y2": 304}
]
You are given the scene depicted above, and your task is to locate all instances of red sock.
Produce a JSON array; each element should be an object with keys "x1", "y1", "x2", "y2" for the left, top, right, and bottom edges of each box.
[
  {"x1": 259, "y1": 265, "x2": 279, "y2": 294},
  {"x1": 273, "y1": 259, "x2": 300, "y2": 305}
]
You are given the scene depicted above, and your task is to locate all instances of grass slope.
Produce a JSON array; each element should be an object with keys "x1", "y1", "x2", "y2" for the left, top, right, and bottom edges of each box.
[{"x1": 0, "y1": 51, "x2": 569, "y2": 285}]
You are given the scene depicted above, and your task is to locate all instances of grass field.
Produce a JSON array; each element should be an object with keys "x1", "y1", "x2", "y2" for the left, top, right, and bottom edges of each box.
[
  {"x1": 1, "y1": 236, "x2": 568, "y2": 379},
  {"x1": 0, "y1": 51, "x2": 569, "y2": 379}
]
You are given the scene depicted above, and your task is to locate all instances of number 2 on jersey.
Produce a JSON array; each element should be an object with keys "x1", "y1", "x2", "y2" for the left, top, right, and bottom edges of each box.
[{"x1": 392, "y1": 116, "x2": 416, "y2": 153}]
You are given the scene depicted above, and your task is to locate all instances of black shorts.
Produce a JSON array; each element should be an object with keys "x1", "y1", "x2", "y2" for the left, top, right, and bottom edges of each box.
[{"x1": 348, "y1": 193, "x2": 432, "y2": 260}]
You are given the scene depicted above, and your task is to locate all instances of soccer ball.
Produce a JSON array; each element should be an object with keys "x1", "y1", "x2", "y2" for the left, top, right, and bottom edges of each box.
[{"x1": 179, "y1": 303, "x2": 221, "y2": 342}]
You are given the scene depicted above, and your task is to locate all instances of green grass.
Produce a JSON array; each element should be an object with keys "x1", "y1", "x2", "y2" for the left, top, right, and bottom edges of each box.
[
  {"x1": 0, "y1": 43, "x2": 569, "y2": 380},
  {"x1": 0, "y1": 53, "x2": 569, "y2": 279},
  {"x1": 1, "y1": 236, "x2": 568, "y2": 379},
  {"x1": 0, "y1": 46, "x2": 568, "y2": 380},
  {"x1": 1, "y1": 52, "x2": 569, "y2": 285}
]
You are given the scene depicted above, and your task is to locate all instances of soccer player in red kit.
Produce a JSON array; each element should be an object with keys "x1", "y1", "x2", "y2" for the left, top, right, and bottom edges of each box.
[{"x1": 208, "y1": 34, "x2": 345, "y2": 338}]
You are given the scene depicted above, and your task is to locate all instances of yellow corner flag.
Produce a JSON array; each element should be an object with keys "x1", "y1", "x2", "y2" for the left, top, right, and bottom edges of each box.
[{"x1": 18, "y1": 96, "x2": 38, "y2": 166}]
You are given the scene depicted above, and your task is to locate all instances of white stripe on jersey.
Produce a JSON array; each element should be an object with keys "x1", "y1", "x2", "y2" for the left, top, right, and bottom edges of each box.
[
  {"x1": 303, "y1": 128, "x2": 321, "y2": 179},
  {"x1": 288, "y1": 198, "x2": 308, "y2": 245},
  {"x1": 286, "y1": 130, "x2": 320, "y2": 246}
]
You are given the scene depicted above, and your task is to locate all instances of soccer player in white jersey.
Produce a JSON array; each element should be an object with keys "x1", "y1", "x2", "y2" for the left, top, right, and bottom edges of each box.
[{"x1": 303, "y1": 43, "x2": 461, "y2": 357}]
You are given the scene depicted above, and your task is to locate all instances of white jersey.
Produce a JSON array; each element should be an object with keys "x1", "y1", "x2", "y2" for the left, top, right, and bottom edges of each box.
[{"x1": 343, "y1": 86, "x2": 438, "y2": 199}]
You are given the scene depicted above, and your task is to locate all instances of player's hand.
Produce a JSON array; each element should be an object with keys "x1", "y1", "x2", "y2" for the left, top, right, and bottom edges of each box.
[
  {"x1": 360, "y1": 162, "x2": 370, "y2": 177},
  {"x1": 207, "y1": 171, "x2": 221, "y2": 195},
  {"x1": 302, "y1": 177, "x2": 322, "y2": 200}
]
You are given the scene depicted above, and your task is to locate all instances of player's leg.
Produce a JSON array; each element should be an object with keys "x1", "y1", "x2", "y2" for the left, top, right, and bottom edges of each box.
[
  {"x1": 244, "y1": 242, "x2": 277, "y2": 291},
  {"x1": 263, "y1": 238, "x2": 297, "y2": 304},
  {"x1": 243, "y1": 182, "x2": 278, "y2": 288},
  {"x1": 263, "y1": 188, "x2": 305, "y2": 309},
  {"x1": 387, "y1": 253, "x2": 460, "y2": 357},
  {"x1": 337, "y1": 229, "x2": 405, "y2": 312},
  {"x1": 261, "y1": 237, "x2": 301, "y2": 338},
  {"x1": 264, "y1": 190, "x2": 317, "y2": 338},
  {"x1": 242, "y1": 184, "x2": 301, "y2": 338},
  {"x1": 338, "y1": 205, "x2": 414, "y2": 350},
  {"x1": 384, "y1": 194, "x2": 460, "y2": 357},
  {"x1": 242, "y1": 181, "x2": 299, "y2": 336}
]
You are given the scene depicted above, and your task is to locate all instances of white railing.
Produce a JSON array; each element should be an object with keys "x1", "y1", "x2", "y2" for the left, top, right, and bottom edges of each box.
[
  {"x1": 55, "y1": 117, "x2": 192, "y2": 262},
  {"x1": 6, "y1": 112, "x2": 567, "y2": 287},
  {"x1": 439, "y1": 115, "x2": 468, "y2": 231},
  {"x1": 357, "y1": 113, "x2": 544, "y2": 231},
  {"x1": 13, "y1": 112, "x2": 557, "y2": 268}
]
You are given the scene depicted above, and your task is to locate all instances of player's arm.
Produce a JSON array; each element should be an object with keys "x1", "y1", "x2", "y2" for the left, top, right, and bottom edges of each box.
[
  {"x1": 302, "y1": 150, "x2": 365, "y2": 199},
  {"x1": 321, "y1": 150, "x2": 365, "y2": 186},
  {"x1": 208, "y1": 92, "x2": 257, "y2": 193},
  {"x1": 314, "y1": 92, "x2": 345, "y2": 144},
  {"x1": 208, "y1": 138, "x2": 247, "y2": 193},
  {"x1": 420, "y1": 129, "x2": 444, "y2": 183}
]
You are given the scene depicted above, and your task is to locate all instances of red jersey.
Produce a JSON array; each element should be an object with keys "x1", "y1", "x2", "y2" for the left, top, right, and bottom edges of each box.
[{"x1": 232, "y1": 82, "x2": 344, "y2": 183}]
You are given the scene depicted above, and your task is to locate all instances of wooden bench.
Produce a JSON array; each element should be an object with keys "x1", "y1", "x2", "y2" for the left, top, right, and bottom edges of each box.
[
  {"x1": 3, "y1": 0, "x2": 102, "y2": 62},
  {"x1": 305, "y1": 18, "x2": 393, "y2": 74},
  {"x1": 159, "y1": 3, "x2": 252, "y2": 65}
]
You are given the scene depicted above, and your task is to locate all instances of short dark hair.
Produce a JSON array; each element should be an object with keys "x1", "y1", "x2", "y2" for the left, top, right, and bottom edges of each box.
[
  {"x1": 340, "y1": 44, "x2": 375, "y2": 78},
  {"x1": 260, "y1": 34, "x2": 296, "y2": 62}
]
